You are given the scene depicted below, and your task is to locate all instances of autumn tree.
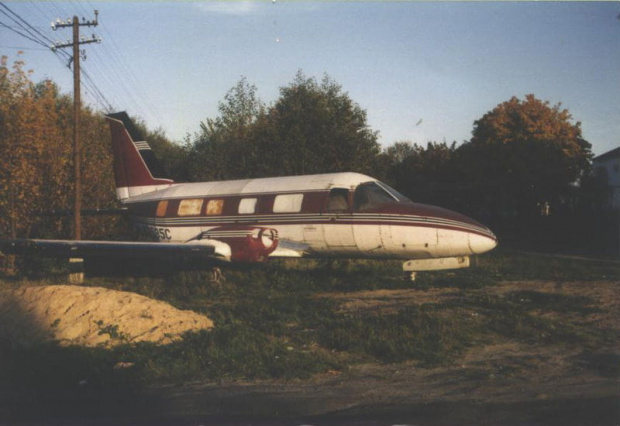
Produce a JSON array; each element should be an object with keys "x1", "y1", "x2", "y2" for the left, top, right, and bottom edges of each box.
[
  {"x1": 457, "y1": 94, "x2": 592, "y2": 219},
  {"x1": 0, "y1": 55, "x2": 153, "y2": 251},
  {"x1": 0, "y1": 56, "x2": 48, "y2": 241}
]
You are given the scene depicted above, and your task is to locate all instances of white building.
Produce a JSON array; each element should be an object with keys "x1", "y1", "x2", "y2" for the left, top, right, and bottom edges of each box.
[{"x1": 593, "y1": 147, "x2": 620, "y2": 211}]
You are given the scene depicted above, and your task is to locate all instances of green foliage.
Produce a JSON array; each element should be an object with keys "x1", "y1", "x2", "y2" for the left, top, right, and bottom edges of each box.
[
  {"x1": 186, "y1": 72, "x2": 380, "y2": 180},
  {"x1": 380, "y1": 141, "x2": 460, "y2": 206},
  {"x1": 187, "y1": 77, "x2": 265, "y2": 181},
  {"x1": 130, "y1": 118, "x2": 189, "y2": 182},
  {"x1": 95, "y1": 320, "x2": 129, "y2": 342},
  {"x1": 268, "y1": 72, "x2": 380, "y2": 176}
]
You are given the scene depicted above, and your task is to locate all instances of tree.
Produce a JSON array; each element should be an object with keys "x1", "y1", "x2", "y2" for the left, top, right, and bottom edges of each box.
[
  {"x1": 0, "y1": 56, "x2": 48, "y2": 242},
  {"x1": 0, "y1": 55, "x2": 164, "y2": 250},
  {"x1": 187, "y1": 72, "x2": 381, "y2": 180},
  {"x1": 267, "y1": 72, "x2": 380, "y2": 176},
  {"x1": 381, "y1": 141, "x2": 459, "y2": 207},
  {"x1": 457, "y1": 94, "x2": 592, "y2": 219},
  {"x1": 130, "y1": 118, "x2": 189, "y2": 182},
  {"x1": 188, "y1": 77, "x2": 264, "y2": 181}
]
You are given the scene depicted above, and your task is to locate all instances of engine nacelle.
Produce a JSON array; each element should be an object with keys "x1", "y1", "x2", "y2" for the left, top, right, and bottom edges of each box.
[{"x1": 200, "y1": 226, "x2": 279, "y2": 263}]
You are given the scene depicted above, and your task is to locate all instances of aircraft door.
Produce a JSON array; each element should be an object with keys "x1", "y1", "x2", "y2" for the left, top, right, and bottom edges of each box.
[
  {"x1": 323, "y1": 188, "x2": 356, "y2": 249},
  {"x1": 302, "y1": 224, "x2": 326, "y2": 250}
]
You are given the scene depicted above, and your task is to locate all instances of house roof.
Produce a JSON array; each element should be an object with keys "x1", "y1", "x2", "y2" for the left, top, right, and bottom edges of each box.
[{"x1": 593, "y1": 147, "x2": 620, "y2": 163}]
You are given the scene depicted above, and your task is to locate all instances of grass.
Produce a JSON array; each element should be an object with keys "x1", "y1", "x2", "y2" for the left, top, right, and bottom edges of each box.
[{"x1": 0, "y1": 249, "x2": 618, "y2": 421}]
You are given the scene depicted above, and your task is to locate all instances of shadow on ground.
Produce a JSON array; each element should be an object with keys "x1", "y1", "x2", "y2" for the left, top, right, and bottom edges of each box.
[{"x1": 0, "y1": 291, "x2": 164, "y2": 423}]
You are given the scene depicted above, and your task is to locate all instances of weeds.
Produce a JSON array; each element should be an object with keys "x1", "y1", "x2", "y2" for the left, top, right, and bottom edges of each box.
[
  {"x1": 315, "y1": 305, "x2": 475, "y2": 366},
  {"x1": 0, "y1": 251, "x2": 618, "y2": 405},
  {"x1": 95, "y1": 321, "x2": 129, "y2": 342}
]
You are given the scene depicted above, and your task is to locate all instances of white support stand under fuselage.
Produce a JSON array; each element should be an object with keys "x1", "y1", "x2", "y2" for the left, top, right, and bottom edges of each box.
[{"x1": 402, "y1": 256, "x2": 470, "y2": 281}]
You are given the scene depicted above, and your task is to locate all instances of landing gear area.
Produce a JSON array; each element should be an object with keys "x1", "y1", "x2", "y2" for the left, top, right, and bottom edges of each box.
[
  {"x1": 403, "y1": 256, "x2": 470, "y2": 281},
  {"x1": 210, "y1": 267, "x2": 225, "y2": 286}
]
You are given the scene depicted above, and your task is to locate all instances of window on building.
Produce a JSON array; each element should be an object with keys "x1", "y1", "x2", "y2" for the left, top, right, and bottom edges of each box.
[
  {"x1": 238, "y1": 198, "x2": 257, "y2": 214},
  {"x1": 178, "y1": 199, "x2": 203, "y2": 216},
  {"x1": 206, "y1": 199, "x2": 224, "y2": 215},
  {"x1": 273, "y1": 193, "x2": 304, "y2": 213}
]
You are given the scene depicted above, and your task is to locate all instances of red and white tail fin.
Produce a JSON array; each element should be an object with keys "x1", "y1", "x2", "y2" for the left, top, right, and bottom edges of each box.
[{"x1": 105, "y1": 112, "x2": 174, "y2": 201}]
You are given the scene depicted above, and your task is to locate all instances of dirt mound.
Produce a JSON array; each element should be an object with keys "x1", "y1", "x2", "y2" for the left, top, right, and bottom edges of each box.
[{"x1": 0, "y1": 285, "x2": 214, "y2": 347}]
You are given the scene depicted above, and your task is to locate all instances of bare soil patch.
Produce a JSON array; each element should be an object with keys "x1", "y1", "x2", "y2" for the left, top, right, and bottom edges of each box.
[
  {"x1": 321, "y1": 287, "x2": 462, "y2": 314},
  {"x1": 0, "y1": 285, "x2": 214, "y2": 347}
]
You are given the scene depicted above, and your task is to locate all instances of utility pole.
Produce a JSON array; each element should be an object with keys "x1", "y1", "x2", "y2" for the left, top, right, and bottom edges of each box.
[{"x1": 51, "y1": 12, "x2": 101, "y2": 240}]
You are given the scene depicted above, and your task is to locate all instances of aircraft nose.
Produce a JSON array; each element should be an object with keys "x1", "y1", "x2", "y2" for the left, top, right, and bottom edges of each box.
[{"x1": 468, "y1": 230, "x2": 498, "y2": 254}]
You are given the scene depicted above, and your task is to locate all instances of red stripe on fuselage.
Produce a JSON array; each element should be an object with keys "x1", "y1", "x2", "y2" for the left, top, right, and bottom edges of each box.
[
  {"x1": 135, "y1": 216, "x2": 495, "y2": 240},
  {"x1": 127, "y1": 192, "x2": 496, "y2": 240}
]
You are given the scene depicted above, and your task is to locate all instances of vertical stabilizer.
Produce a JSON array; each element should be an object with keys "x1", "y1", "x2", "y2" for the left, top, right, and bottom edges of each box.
[{"x1": 105, "y1": 112, "x2": 174, "y2": 201}]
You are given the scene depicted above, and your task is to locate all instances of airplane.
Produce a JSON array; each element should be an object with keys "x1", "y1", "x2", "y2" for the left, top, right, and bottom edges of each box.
[{"x1": 0, "y1": 112, "x2": 497, "y2": 280}]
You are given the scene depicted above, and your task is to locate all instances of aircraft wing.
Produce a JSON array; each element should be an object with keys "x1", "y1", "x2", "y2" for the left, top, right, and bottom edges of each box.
[
  {"x1": 0, "y1": 239, "x2": 218, "y2": 260},
  {"x1": 1, "y1": 226, "x2": 282, "y2": 265}
]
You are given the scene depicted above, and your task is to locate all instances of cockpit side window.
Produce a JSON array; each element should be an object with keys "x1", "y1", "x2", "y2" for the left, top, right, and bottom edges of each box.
[
  {"x1": 375, "y1": 181, "x2": 411, "y2": 203},
  {"x1": 326, "y1": 188, "x2": 350, "y2": 212},
  {"x1": 354, "y1": 181, "x2": 406, "y2": 211}
]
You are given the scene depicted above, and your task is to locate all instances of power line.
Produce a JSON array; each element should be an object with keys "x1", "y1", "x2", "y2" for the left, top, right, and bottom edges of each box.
[
  {"x1": 0, "y1": 20, "x2": 48, "y2": 48},
  {"x1": 0, "y1": 45, "x2": 49, "y2": 51},
  {"x1": 78, "y1": 0, "x2": 164, "y2": 123},
  {"x1": 2, "y1": 2, "x2": 165, "y2": 136},
  {"x1": 0, "y1": 2, "x2": 54, "y2": 46},
  {"x1": 0, "y1": 3, "x2": 113, "y2": 115},
  {"x1": 80, "y1": 65, "x2": 113, "y2": 111}
]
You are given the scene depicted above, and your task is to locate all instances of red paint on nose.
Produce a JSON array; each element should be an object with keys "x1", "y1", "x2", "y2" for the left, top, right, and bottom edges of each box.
[{"x1": 381, "y1": 202, "x2": 496, "y2": 241}]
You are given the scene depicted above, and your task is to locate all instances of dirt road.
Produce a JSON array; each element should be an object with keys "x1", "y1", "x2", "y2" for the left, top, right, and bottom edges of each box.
[{"x1": 144, "y1": 280, "x2": 620, "y2": 425}]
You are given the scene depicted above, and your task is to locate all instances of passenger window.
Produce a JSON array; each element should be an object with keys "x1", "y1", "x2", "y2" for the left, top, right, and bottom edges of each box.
[
  {"x1": 156, "y1": 200, "x2": 168, "y2": 217},
  {"x1": 273, "y1": 193, "x2": 304, "y2": 213},
  {"x1": 206, "y1": 199, "x2": 224, "y2": 215},
  {"x1": 178, "y1": 199, "x2": 203, "y2": 216},
  {"x1": 326, "y1": 188, "x2": 349, "y2": 212},
  {"x1": 238, "y1": 198, "x2": 257, "y2": 214}
]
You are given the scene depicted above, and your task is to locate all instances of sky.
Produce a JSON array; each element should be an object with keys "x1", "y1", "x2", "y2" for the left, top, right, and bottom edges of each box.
[{"x1": 1, "y1": 1, "x2": 619, "y2": 156}]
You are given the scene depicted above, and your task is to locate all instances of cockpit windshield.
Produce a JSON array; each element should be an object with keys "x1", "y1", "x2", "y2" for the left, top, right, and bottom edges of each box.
[{"x1": 353, "y1": 181, "x2": 411, "y2": 211}]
